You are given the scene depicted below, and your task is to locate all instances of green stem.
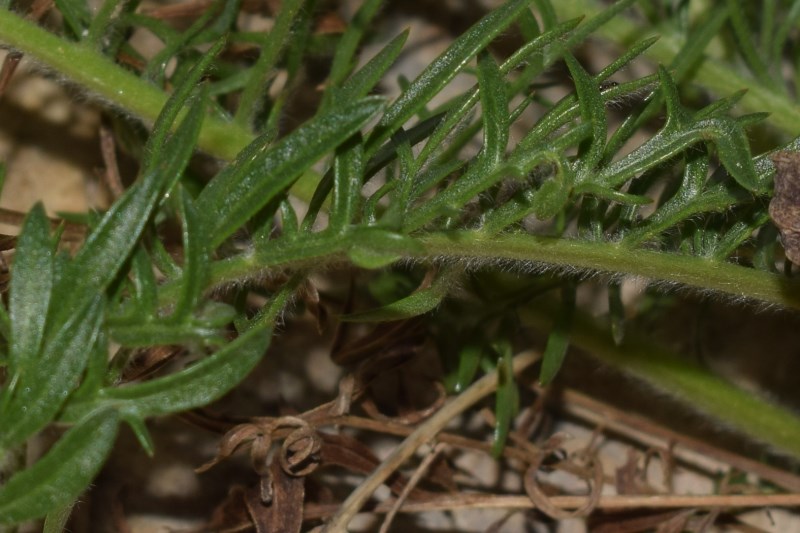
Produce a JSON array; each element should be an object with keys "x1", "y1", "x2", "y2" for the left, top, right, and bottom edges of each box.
[
  {"x1": 418, "y1": 232, "x2": 800, "y2": 309},
  {"x1": 521, "y1": 301, "x2": 800, "y2": 458},
  {"x1": 554, "y1": 0, "x2": 800, "y2": 137},
  {"x1": 0, "y1": 9, "x2": 254, "y2": 161},
  {"x1": 158, "y1": 231, "x2": 800, "y2": 310}
]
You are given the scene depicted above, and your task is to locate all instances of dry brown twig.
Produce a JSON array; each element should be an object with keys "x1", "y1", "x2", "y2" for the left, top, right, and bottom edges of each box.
[
  {"x1": 378, "y1": 442, "x2": 448, "y2": 533},
  {"x1": 321, "y1": 349, "x2": 542, "y2": 532}
]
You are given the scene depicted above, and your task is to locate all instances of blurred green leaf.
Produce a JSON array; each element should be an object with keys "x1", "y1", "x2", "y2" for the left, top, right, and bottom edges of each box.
[
  {"x1": 566, "y1": 53, "x2": 606, "y2": 175},
  {"x1": 370, "y1": 0, "x2": 534, "y2": 151},
  {"x1": 492, "y1": 343, "x2": 518, "y2": 457},
  {"x1": 455, "y1": 342, "x2": 483, "y2": 393},
  {"x1": 332, "y1": 30, "x2": 409, "y2": 109},
  {"x1": 326, "y1": 0, "x2": 384, "y2": 90},
  {"x1": 539, "y1": 284, "x2": 576, "y2": 385},
  {"x1": 343, "y1": 267, "x2": 456, "y2": 322},
  {"x1": 0, "y1": 409, "x2": 119, "y2": 525},
  {"x1": 234, "y1": 0, "x2": 304, "y2": 127},
  {"x1": 54, "y1": 0, "x2": 91, "y2": 40}
]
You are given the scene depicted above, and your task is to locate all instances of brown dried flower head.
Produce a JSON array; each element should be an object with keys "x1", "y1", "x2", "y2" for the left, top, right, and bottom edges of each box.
[{"x1": 769, "y1": 151, "x2": 800, "y2": 264}]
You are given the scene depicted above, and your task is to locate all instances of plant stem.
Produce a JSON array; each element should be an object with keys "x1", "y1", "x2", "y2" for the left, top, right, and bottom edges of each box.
[
  {"x1": 520, "y1": 301, "x2": 800, "y2": 458},
  {"x1": 553, "y1": 0, "x2": 800, "y2": 136},
  {"x1": 0, "y1": 9, "x2": 254, "y2": 161},
  {"x1": 418, "y1": 232, "x2": 800, "y2": 309},
  {"x1": 178, "y1": 231, "x2": 800, "y2": 310}
]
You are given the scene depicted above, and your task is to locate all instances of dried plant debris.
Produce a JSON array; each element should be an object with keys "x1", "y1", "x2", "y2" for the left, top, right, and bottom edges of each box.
[{"x1": 769, "y1": 151, "x2": 800, "y2": 264}]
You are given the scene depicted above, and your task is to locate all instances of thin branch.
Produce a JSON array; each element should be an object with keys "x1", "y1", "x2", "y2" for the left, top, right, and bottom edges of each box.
[
  {"x1": 378, "y1": 442, "x2": 447, "y2": 533},
  {"x1": 305, "y1": 492, "x2": 800, "y2": 520},
  {"x1": 321, "y1": 350, "x2": 541, "y2": 532},
  {"x1": 552, "y1": 387, "x2": 800, "y2": 493}
]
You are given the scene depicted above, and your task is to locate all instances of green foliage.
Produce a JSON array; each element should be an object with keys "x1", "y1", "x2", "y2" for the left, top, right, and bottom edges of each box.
[
  {"x1": 0, "y1": 410, "x2": 119, "y2": 525},
  {"x1": 2, "y1": 0, "x2": 800, "y2": 525}
]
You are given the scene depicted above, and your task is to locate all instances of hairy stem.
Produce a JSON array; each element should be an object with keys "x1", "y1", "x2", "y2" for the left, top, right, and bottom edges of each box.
[
  {"x1": 0, "y1": 9, "x2": 254, "y2": 161},
  {"x1": 186, "y1": 232, "x2": 800, "y2": 311}
]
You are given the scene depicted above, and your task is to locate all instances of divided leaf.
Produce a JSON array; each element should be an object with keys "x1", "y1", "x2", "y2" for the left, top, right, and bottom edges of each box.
[{"x1": 198, "y1": 96, "x2": 385, "y2": 247}]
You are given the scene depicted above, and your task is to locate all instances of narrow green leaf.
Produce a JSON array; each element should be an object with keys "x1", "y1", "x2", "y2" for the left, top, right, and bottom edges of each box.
[
  {"x1": 566, "y1": 53, "x2": 606, "y2": 175},
  {"x1": 492, "y1": 345, "x2": 519, "y2": 457},
  {"x1": 110, "y1": 321, "x2": 225, "y2": 347},
  {"x1": 130, "y1": 245, "x2": 158, "y2": 315},
  {"x1": 370, "y1": 0, "x2": 534, "y2": 151},
  {"x1": 326, "y1": 0, "x2": 384, "y2": 89},
  {"x1": 234, "y1": 0, "x2": 304, "y2": 127},
  {"x1": 596, "y1": 36, "x2": 659, "y2": 82},
  {"x1": 63, "y1": 327, "x2": 270, "y2": 421},
  {"x1": 539, "y1": 285, "x2": 575, "y2": 385},
  {"x1": 334, "y1": 30, "x2": 409, "y2": 106},
  {"x1": 477, "y1": 50, "x2": 509, "y2": 167},
  {"x1": 534, "y1": 0, "x2": 557, "y2": 27},
  {"x1": 771, "y1": 0, "x2": 800, "y2": 66},
  {"x1": 518, "y1": 8, "x2": 541, "y2": 41},
  {"x1": 85, "y1": 0, "x2": 125, "y2": 49},
  {"x1": 416, "y1": 17, "x2": 581, "y2": 168},
  {"x1": 575, "y1": 183, "x2": 653, "y2": 206},
  {"x1": 72, "y1": 329, "x2": 109, "y2": 401},
  {"x1": 159, "y1": 89, "x2": 207, "y2": 196},
  {"x1": 608, "y1": 281, "x2": 625, "y2": 346},
  {"x1": 43, "y1": 502, "x2": 75, "y2": 533},
  {"x1": 455, "y1": 342, "x2": 483, "y2": 393},
  {"x1": 149, "y1": 235, "x2": 182, "y2": 279},
  {"x1": 54, "y1": 0, "x2": 91, "y2": 40},
  {"x1": 198, "y1": 96, "x2": 385, "y2": 247},
  {"x1": 712, "y1": 211, "x2": 771, "y2": 261},
  {"x1": 279, "y1": 198, "x2": 300, "y2": 238},
  {"x1": 8, "y1": 204, "x2": 54, "y2": 375},
  {"x1": 597, "y1": 117, "x2": 759, "y2": 193},
  {"x1": 169, "y1": 189, "x2": 208, "y2": 322},
  {"x1": 125, "y1": 416, "x2": 155, "y2": 457},
  {"x1": 0, "y1": 409, "x2": 119, "y2": 525},
  {"x1": 50, "y1": 87, "x2": 206, "y2": 326},
  {"x1": 726, "y1": 0, "x2": 783, "y2": 94},
  {"x1": 343, "y1": 267, "x2": 455, "y2": 322},
  {"x1": 562, "y1": 0, "x2": 637, "y2": 51},
  {"x1": 141, "y1": 38, "x2": 223, "y2": 172},
  {"x1": 144, "y1": 2, "x2": 237, "y2": 84},
  {"x1": 330, "y1": 138, "x2": 365, "y2": 233},
  {"x1": 0, "y1": 297, "x2": 104, "y2": 449}
]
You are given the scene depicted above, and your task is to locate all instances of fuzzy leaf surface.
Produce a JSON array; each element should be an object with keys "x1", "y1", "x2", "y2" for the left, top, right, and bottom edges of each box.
[
  {"x1": 197, "y1": 97, "x2": 385, "y2": 247},
  {"x1": 62, "y1": 327, "x2": 270, "y2": 422},
  {"x1": 0, "y1": 409, "x2": 119, "y2": 525}
]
